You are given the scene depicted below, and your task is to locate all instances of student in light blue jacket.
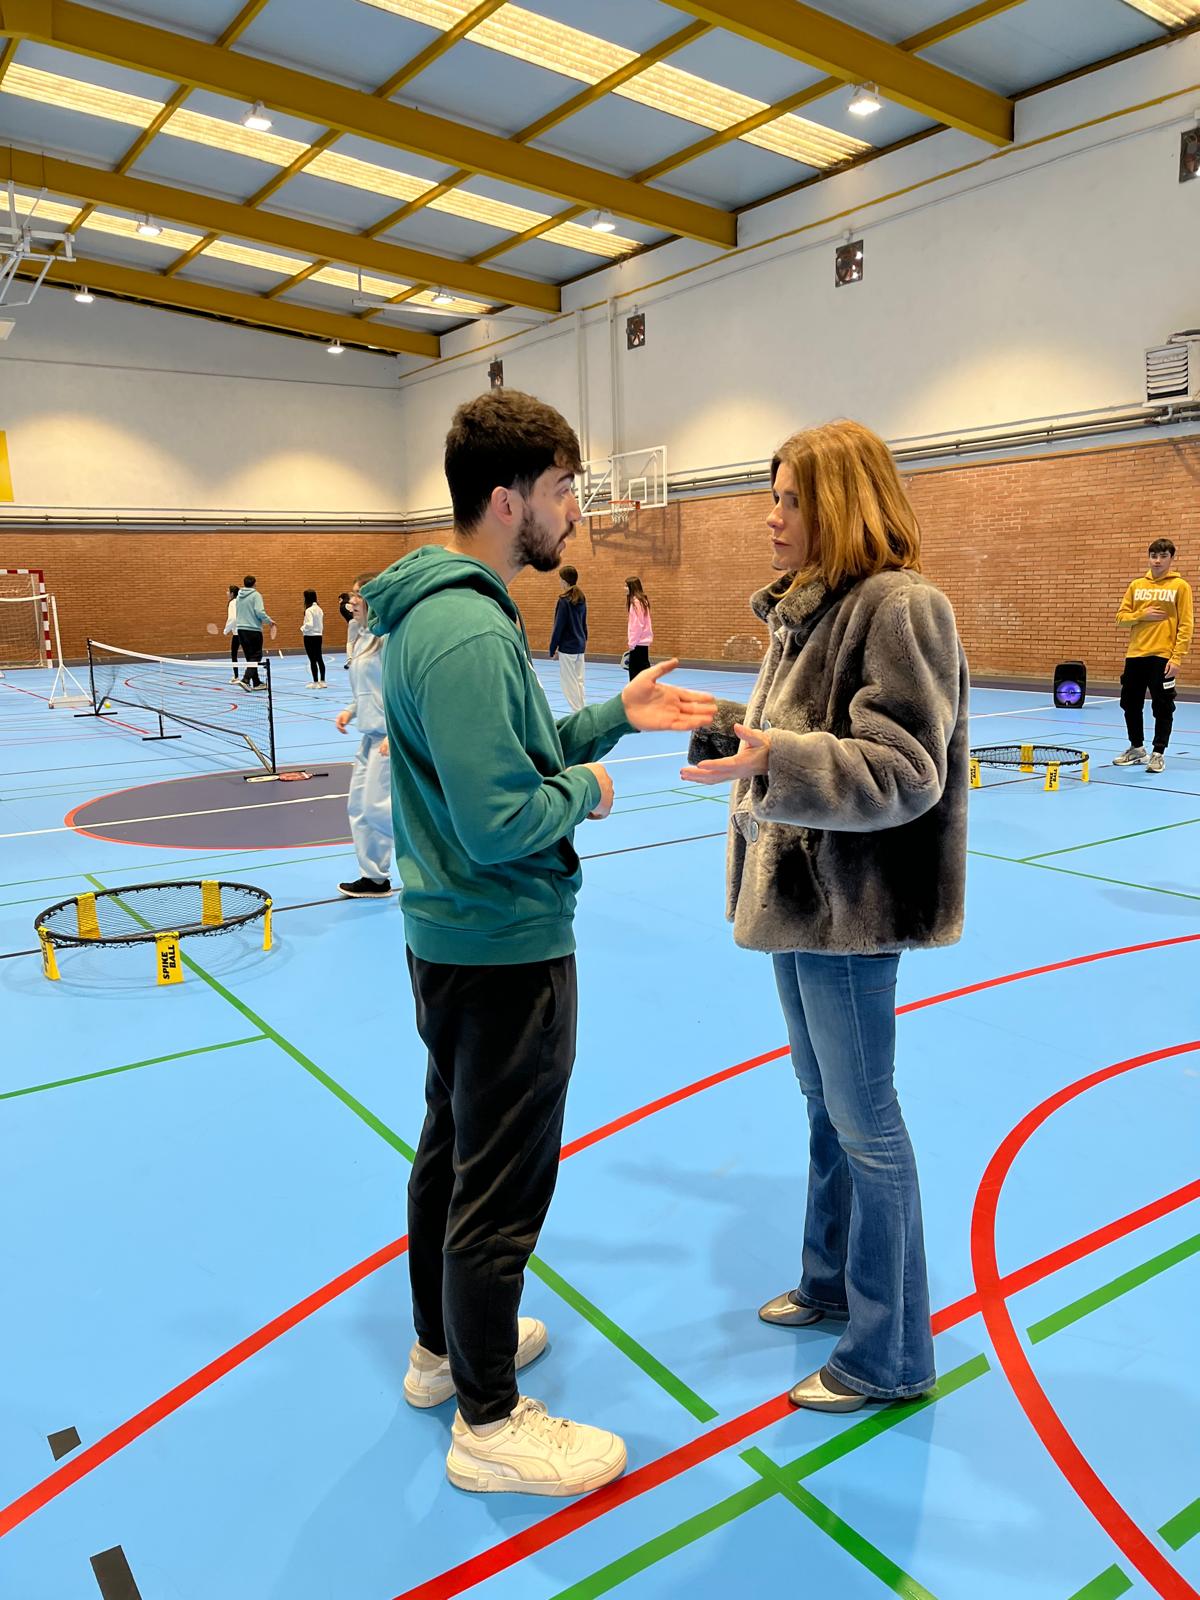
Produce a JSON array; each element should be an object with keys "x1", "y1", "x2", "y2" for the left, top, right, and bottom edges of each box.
[
  {"x1": 334, "y1": 572, "x2": 394, "y2": 898},
  {"x1": 234, "y1": 576, "x2": 273, "y2": 691}
]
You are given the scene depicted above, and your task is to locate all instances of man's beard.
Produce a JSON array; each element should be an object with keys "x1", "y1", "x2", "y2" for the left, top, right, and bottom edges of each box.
[{"x1": 514, "y1": 505, "x2": 565, "y2": 573}]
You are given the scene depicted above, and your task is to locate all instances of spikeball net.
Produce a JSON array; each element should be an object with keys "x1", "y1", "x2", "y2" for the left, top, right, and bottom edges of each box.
[
  {"x1": 34, "y1": 880, "x2": 273, "y2": 983},
  {"x1": 970, "y1": 743, "x2": 1089, "y2": 792}
]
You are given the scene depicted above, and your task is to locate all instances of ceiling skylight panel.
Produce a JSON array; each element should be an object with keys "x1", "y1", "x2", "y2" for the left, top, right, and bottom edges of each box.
[
  {"x1": 306, "y1": 149, "x2": 435, "y2": 203},
  {"x1": 311, "y1": 264, "x2": 412, "y2": 295},
  {"x1": 2, "y1": 63, "x2": 160, "y2": 127},
  {"x1": 162, "y1": 108, "x2": 310, "y2": 164},
  {"x1": 543, "y1": 220, "x2": 635, "y2": 256},
  {"x1": 468, "y1": 9, "x2": 633, "y2": 82},
  {"x1": 84, "y1": 211, "x2": 200, "y2": 251},
  {"x1": 8, "y1": 192, "x2": 79, "y2": 224},
  {"x1": 204, "y1": 239, "x2": 315, "y2": 274},
  {"x1": 1121, "y1": 0, "x2": 1200, "y2": 21},
  {"x1": 745, "y1": 118, "x2": 868, "y2": 166}
]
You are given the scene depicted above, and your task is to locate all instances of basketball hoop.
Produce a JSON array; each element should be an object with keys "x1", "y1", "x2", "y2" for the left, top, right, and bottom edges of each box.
[{"x1": 611, "y1": 499, "x2": 638, "y2": 526}]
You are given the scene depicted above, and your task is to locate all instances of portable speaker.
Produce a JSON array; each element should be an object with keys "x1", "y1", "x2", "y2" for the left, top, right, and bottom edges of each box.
[{"x1": 1053, "y1": 661, "x2": 1087, "y2": 708}]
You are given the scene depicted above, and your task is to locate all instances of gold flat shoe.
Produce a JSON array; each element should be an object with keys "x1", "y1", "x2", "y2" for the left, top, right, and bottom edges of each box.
[{"x1": 788, "y1": 1365, "x2": 868, "y2": 1413}]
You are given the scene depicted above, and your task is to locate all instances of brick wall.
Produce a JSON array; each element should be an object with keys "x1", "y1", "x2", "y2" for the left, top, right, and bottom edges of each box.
[{"x1": 4, "y1": 434, "x2": 1198, "y2": 679}]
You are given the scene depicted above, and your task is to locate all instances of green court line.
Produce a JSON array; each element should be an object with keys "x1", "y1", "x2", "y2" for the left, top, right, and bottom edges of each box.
[
  {"x1": 0, "y1": 1035, "x2": 266, "y2": 1101},
  {"x1": 82, "y1": 874, "x2": 712, "y2": 1422},
  {"x1": 1160, "y1": 1493, "x2": 1200, "y2": 1551},
  {"x1": 559, "y1": 1209, "x2": 1200, "y2": 1600},
  {"x1": 1021, "y1": 815, "x2": 1200, "y2": 863},
  {"x1": 527, "y1": 1256, "x2": 717, "y2": 1423},
  {"x1": 1028, "y1": 1233, "x2": 1200, "y2": 1343},
  {"x1": 968, "y1": 850, "x2": 1200, "y2": 905},
  {"x1": 1066, "y1": 1566, "x2": 1133, "y2": 1600},
  {"x1": 1068, "y1": 1491, "x2": 1200, "y2": 1597},
  {"x1": 550, "y1": 1481, "x2": 774, "y2": 1600},
  {"x1": 0, "y1": 845, "x2": 357, "y2": 899},
  {"x1": 742, "y1": 1447, "x2": 938, "y2": 1600}
]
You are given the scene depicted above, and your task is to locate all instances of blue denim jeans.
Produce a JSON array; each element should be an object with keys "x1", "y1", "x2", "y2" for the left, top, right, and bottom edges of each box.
[{"x1": 772, "y1": 951, "x2": 935, "y2": 1399}]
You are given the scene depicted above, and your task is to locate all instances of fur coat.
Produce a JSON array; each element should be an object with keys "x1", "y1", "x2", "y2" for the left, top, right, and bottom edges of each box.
[{"x1": 689, "y1": 568, "x2": 969, "y2": 954}]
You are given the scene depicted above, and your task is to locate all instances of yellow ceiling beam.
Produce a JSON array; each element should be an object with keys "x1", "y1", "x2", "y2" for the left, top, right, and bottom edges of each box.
[
  {"x1": 660, "y1": 0, "x2": 1014, "y2": 146},
  {"x1": 0, "y1": 0, "x2": 738, "y2": 246},
  {"x1": 0, "y1": 147, "x2": 562, "y2": 312},
  {"x1": 469, "y1": 0, "x2": 1029, "y2": 268},
  {"x1": 20, "y1": 252, "x2": 440, "y2": 354}
]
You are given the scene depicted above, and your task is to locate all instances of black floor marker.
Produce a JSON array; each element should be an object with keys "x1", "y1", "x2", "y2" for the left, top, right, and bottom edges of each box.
[
  {"x1": 47, "y1": 1425, "x2": 81, "y2": 1460},
  {"x1": 90, "y1": 1545, "x2": 143, "y2": 1600}
]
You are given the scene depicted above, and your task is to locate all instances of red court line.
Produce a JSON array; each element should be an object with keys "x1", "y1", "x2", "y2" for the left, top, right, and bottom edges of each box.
[
  {"x1": 971, "y1": 1041, "x2": 1200, "y2": 1600},
  {"x1": 0, "y1": 1236, "x2": 409, "y2": 1539},
  {"x1": 1, "y1": 932, "x2": 1197, "y2": 1553}
]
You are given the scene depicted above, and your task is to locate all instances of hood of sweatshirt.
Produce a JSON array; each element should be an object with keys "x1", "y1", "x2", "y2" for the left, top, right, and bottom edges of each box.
[{"x1": 362, "y1": 544, "x2": 519, "y2": 637}]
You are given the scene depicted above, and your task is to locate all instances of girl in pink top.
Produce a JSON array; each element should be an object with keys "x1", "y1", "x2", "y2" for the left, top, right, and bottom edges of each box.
[{"x1": 625, "y1": 576, "x2": 652, "y2": 680}]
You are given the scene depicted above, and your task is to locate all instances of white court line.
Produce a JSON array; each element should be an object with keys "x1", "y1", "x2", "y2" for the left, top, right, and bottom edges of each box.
[
  {"x1": 1, "y1": 790, "x2": 350, "y2": 841},
  {"x1": 606, "y1": 749, "x2": 687, "y2": 765},
  {"x1": 970, "y1": 697, "x2": 1117, "y2": 719}
]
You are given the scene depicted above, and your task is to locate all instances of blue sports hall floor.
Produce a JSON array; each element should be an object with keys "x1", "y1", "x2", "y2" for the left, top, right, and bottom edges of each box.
[{"x1": 0, "y1": 655, "x2": 1196, "y2": 1600}]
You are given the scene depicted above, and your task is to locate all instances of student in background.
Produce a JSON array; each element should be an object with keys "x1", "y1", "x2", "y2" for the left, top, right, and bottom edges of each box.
[
  {"x1": 549, "y1": 564, "x2": 588, "y2": 711},
  {"x1": 340, "y1": 590, "x2": 360, "y2": 668},
  {"x1": 301, "y1": 589, "x2": 326, "y2": 688},
  {"x1": 234, "y1": 576, "x2": 273, "y2": 691},
  {"x1": 1113, "y1": 537, "x2": 1193, "y2": 773},
  {"x1": 223, "y1": 584, "x2": 241, "y2": 683},
  {"x1": 625, "y1": 576, "x2": 652, "y2": 680},
  {"x1": 334, "y1": 573, "x2": 394, "y2": 898}
]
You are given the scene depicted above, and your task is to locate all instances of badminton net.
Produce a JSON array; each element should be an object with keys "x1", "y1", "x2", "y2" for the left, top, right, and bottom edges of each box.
[{"x1": 86, "y1": 640, "x2": 277, "y2": 772}]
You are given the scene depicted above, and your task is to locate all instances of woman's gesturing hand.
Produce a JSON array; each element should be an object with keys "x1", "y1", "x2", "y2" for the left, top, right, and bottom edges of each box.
[{"x1": 679, "y1": 724, "x2": 770, "y2": 785}]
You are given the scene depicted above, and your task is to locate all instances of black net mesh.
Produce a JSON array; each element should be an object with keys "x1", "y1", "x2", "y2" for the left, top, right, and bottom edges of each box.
[
  {"x1": 36, "y1": 881, "x2": 270, "y2": 947},
  {"x1": 971, "y1": 744, "x2": 1088, "y2": 768},
  {"x1": 87, "y1": 643, "x2": 275, "y2": 771}
]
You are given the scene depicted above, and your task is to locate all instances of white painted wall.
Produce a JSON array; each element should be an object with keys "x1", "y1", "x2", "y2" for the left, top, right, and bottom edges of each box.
[
  {"x1": 399, "y1": 30, "x2": 1200, "y2": 514},
  {"x1": 0, "y1": 287, "x2": 405, "y2": 516}
]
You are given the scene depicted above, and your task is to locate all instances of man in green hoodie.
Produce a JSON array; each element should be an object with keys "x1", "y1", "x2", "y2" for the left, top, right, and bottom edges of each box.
[{"x1": 363, "y1": 390, "x2": 715, "y2": 1498}]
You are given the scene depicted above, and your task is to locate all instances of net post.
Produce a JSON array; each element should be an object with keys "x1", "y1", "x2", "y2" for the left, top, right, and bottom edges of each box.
[
  {"x1": 78, "y1": 639, "x2": 116, "y2": 719},
  {"x1": 265, "y1": 658, "x2": 278, "y2": 774},
  {"x1": 142, "y1": 710, "x2": 182, "y2": 743}
]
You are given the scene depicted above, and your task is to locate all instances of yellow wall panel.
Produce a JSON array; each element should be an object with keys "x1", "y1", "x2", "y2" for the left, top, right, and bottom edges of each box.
[{"x1": 0, "y1": 432, "x2": 13, "y2": 502}]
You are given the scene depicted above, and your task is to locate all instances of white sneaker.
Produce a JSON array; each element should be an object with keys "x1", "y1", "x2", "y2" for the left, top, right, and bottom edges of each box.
[
  {"x1": 446, "y1": 1397, "x2": 627, "y2": 1496},
  {"x1": 1112, "y1": 746, "x2": 1147, "y2": 766},
  {"x1": 229, "y1": 673, "x2": 240, "y2": 683},
  {"x1": 1147, "y1": 751, "x2": 1166, "y2": 773},
  {"x1": 403, "y1": 1316, "x2": 548, "y2": 1409}
]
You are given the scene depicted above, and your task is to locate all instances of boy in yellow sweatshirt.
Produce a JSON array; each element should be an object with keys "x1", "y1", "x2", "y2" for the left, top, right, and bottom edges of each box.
[{"x1": 1114, "y1": 538, "x2": 1192, "y2": 773}]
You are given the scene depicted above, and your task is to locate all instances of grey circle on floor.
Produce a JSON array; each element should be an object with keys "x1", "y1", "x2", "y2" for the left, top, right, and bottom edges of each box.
[{"x1": 67, "y1": 765, "x2": 354, "y2": 850}]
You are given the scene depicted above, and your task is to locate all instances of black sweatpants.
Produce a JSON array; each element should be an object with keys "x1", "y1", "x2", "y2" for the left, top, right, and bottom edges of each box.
[
  {"x1": 627, "y1": 644, "x2": 650, "y2": 680},
  {"x1": 229, "y1": 633, "x2": 242, "y2": 665},
  {"x1": 302, "y1": 634, "x2": 325, "y2": 683},
  {"x1": 238, "y1": 628, "x2": 263, "y2": 687},
  {"x1": 1120, "y1": 654, "x2": 1175, "y2": 753},
  {"x1": 406, "y1": 950, "x2": 577, "y2": 1426}
]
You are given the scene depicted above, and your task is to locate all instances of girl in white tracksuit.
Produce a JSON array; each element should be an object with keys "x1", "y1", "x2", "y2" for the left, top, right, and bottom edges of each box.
[{"x1": 335, "y1": 574, "x2": 394, "y2": 897}]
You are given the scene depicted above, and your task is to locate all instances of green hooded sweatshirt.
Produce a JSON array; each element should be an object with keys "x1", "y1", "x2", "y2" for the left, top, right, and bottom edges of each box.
[{"x1": 363, "y1": 545, "x2": 634, "y2": 965}]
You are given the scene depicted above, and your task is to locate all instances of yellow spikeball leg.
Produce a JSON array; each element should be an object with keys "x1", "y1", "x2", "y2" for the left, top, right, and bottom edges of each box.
[
  {"x1": 156, "y1": 932, "x2": 183, "y2": 985},
  {"x1": 969, "y1": 758, "x2": 981, "y2": 790},
  {"x1": 75, "y1": 892, "x2": 100, "y2": 940},
  {"x1": 1020, "y1": 743, "x2": 1034, "y2": 773},
  {"x1": 1044, "y1": 762, "x2": 1060, "y2": 792},
  {"x1": 40, "y1": 931, "x2": 60, "y2": 981},
  {"x1": 262, "y1": 903, "x2": 273, "y2": 952},
  {"x1": 201, "y1": 880, "x2": 223, "y2": 927},
  {"x1": 1081, "y1": 757, "x2": 1090, "y2": 783}
]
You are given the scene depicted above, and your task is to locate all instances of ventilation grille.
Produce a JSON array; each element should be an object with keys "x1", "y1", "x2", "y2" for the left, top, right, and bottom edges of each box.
[{"x1": 1145, "y1": 341, "x2": 1198, "y2": 405}]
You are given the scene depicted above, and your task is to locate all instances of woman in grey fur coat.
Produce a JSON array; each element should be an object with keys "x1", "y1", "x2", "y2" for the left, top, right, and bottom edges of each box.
[{"x1": 681, "y1": 419, "x2": 968, "y2": 1414}]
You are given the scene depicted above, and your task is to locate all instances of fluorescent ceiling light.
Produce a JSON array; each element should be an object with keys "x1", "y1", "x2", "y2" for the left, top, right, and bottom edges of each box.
[
  {"x1": 1120, "y1": 0, "x2": 1200, "y2": 22},
  {"x1": 0, "y1": 63, "x2": 636, "y2": 258},
  {"x1": 73, "y1": 286, "x2": 95, "y2": 303},
  {"x1": 848, "y1": 83, "x2": 882, "y2": 117},
  {"x1": 590, "y1": 211, "x2": 616, "y2": 233},
  {"x1": 357, "y1": 0, "x2": 869, "y2": 169},
  {"x1": 135, "y1": 215, "x2": 162, "y2": 237},
  {"x1": 241, "y1": 101, "x2": 273, "y2": 132},
  {"x1": 327, "y1": 339, "x2": 346, "y2": 354}
]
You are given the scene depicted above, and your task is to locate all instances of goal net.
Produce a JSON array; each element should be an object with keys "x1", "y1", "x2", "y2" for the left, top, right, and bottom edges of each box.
[
  {"x1": 86, "y1": 641, "x2": 277, "y2": 773},
  {"x1": 0, "y1": 569, "x2": 50, "y2": 670}
]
